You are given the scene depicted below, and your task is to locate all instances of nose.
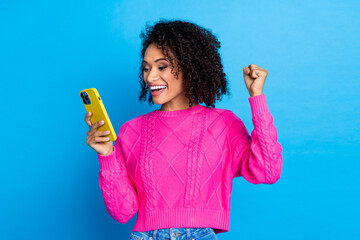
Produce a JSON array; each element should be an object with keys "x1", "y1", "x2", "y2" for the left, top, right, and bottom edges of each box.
[{"x1": 147, "y1": 68, "x2": 160, "y2": 82}]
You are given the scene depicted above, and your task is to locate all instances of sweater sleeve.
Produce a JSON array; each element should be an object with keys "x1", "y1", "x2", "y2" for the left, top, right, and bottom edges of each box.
[
  {"x1": 97, "y1": 123, "x2": 139, "y2": 223},
  {"x1": 229, "y1": 94, "x2": 283, "y2": 184}
]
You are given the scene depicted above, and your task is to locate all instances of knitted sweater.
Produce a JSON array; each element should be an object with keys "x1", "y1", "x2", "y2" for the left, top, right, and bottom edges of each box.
[{"x1": 97, "y1": 94, "x2": 283, "y2": 234}]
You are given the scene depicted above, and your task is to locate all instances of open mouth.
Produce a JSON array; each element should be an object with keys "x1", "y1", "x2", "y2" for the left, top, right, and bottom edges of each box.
[
  {"x1": 150, "y1": 86, "x2": 167, "y2": 95},
  {"x1": 151, "y1": 87, "x2": 166, "y2": 92}
]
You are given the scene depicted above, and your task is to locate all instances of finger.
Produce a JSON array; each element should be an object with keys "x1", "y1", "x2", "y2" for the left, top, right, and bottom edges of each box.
[
  {"x1": 243, "y1": 67, "x2": 253, "y2": 88},
  {"x1": 85, "y1": 112, "x2": 92, "y2": 127},
  {"x1": 86, "y1": 134, "x2": 110, "y2": 147},
  {"x1": 93, "y1": 120, "x2": 105, "y2": 129},
  {"x1": 94, "y1": 130, "x2": 111, "y2": 137},
  {"x1": 94, "y1": 136, "x2": 110, "y2": 143},
  {"x1": 250, "y1": 70, "x2": 259, "y2": 78},
  {"x1": 89, "y1": 120, "x2": 105, "y2": 135},
  {"x1": 248, "y1": 64, "x2": 259, "y2": 69},
  {"x1": 243, "y1": 67, "x2": 250, "y2": 75}
]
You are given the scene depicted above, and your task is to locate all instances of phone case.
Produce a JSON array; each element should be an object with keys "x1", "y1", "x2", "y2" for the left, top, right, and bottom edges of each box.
[{"x1": 79, "y1": 88, "x2": 117, "y2": 142}]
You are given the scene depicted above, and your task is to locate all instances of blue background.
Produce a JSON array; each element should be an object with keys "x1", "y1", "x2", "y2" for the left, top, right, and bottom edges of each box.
[{"x1": 1, "y1": 0, "x2": 359, "y2": 239}]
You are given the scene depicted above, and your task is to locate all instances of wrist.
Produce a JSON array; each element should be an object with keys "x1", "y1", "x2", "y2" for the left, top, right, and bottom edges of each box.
[
  {"x1": 101, "y1": 147, "x2": 114, "y2": 156},
  {"x1": 250, "y1": 92, "x2": 263, "y2": 97}
]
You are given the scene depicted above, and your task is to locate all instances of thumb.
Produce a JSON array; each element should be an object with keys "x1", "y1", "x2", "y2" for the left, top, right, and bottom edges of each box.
[{"x1": 243, "y1": 67, "x2": 253, "y2": 88}]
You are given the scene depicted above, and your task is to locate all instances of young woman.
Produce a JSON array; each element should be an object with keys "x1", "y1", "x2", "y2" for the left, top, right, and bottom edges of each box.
[{"x1": 85, "y1": 19, "x2": 283, "y2": 240}]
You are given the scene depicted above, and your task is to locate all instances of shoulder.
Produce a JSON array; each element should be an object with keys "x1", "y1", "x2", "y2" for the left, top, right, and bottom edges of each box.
[
  {"x1": 206, "y1": 107, "x2": 249, "y2": 142},
  {"x1": 204, "y1": 105, "x2": 240, "y2": 125},
  {"x1": 117, "y1": 113, "x2": 148, "y2": 135},
  {"x1": 123, "y1": 113, "x2": 148, "y2": 130},
  {"x1": 124, "y1": 114, "x2": 145, "y2": 126}
]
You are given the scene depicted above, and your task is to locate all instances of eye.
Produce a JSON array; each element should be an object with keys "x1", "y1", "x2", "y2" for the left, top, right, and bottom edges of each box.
[
  {"x1": 159, "y1": 66, "x2": 167, "y2": 71},
  {"x1": 143, "y1": 67, "x2": 149, "y2": 72}
]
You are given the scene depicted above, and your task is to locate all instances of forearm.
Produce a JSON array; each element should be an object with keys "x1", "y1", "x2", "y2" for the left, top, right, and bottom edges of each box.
[{"x1": 97, "y1": 144, "x2": 139, "y2": 223}]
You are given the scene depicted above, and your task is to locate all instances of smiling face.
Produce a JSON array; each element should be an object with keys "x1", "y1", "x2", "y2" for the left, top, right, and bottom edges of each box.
[{"x1": 142, "y1": 43, "x2": 195, "y2": 111}]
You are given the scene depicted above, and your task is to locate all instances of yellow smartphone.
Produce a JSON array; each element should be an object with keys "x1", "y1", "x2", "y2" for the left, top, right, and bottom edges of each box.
[{"x1": 79, "y1": 88, "x2": 117, "y2": 142}]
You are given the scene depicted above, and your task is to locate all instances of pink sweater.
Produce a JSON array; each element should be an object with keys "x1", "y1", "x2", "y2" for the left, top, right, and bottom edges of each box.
[{"x1": 97, "y1": 94, "x2": 283, "y2": 234}]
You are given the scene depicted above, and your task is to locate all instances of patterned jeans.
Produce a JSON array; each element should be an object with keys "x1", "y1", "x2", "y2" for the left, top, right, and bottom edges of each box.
[{"x1": 129, "y1": 227, "x2": 218, "y2": 240}]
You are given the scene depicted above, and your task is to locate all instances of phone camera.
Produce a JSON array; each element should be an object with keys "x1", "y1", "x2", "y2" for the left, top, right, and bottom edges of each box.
[{"x1": 81, "y1": 92, "x2": 91, "y2": 105}]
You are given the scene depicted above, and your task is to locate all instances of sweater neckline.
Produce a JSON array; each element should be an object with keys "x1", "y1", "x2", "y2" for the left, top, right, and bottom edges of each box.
[{"x1": 151, "y1": 104, "x2": 205, "y2": 117}]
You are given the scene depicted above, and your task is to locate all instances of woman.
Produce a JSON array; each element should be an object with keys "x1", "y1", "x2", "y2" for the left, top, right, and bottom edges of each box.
[{"x1": 85, "y1": 19, "x2": 283, "y2": 240}]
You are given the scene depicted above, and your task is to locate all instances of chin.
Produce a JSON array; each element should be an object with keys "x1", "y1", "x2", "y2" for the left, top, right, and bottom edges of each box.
[{"x1": 152, "y1": 98, "x2": 166, "y2": 105}]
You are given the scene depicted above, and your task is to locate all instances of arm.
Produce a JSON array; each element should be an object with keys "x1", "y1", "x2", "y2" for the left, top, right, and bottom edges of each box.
[
  {"x1": 97, "y1": 123, "x2": 139, "y2": 223},
  {"x1": 229, "y1": 94, "x2": 283, "y2": 184}
]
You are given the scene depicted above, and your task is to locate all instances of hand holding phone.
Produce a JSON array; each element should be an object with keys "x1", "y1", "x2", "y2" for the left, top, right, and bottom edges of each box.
[
  {"x1": 80, "y1": 88, "x2": 117, "y2": 156},
  {"x1": 84, "y1": 112, "x2": 114, "y2": 156}
]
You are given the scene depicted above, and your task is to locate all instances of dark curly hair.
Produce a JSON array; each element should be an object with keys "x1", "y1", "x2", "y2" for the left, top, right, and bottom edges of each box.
[{"x1": 138, "y1": 19, "x2": 230, "y2": 108}]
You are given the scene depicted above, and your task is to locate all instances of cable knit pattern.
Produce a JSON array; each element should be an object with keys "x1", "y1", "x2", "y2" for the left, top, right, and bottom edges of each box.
[
  {"x1": 140, "y1": 114, "x2": 156, "y2": 211},
  {"x1": 252, "y1": 112, "x2": 282, "y2": 184},
  {"x1": 97, "y1": 94, "x2": 283, "y2": 234},
  {"x1": 185, "y1": 109, "x2": 208, "y2": 207}
]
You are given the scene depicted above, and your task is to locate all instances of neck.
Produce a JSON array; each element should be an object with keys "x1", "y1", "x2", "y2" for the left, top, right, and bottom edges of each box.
[
  {"x1": 159, "y1": 103, "x2": 198, "y2": 112},
  {"x1": 152, "y1": 103, "x2": 204, "y2": 117}
]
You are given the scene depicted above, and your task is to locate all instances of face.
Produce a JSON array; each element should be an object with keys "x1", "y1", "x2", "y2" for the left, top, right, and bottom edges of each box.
[{"x1": 142, "y1": 43, "x2": 190, "y2": 111}]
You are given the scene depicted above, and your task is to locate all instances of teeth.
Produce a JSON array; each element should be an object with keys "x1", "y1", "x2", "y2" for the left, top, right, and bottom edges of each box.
[{"x1": 150, "y1": 85, "x2": 167, "y2": 90}]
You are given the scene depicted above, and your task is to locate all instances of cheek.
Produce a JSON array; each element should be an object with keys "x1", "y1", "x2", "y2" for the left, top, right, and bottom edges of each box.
[
  {"x1": 143, "y1": 73, "x2": 150, "y2": 83},
  {"x1": 163, "y1": 71, "x2": 173, "y2": 79}
]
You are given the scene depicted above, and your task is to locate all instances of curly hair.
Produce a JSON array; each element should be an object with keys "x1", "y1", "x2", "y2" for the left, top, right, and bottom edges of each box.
[{"x1": 138, "y1": 19, "x2": 230, "y2": 108}]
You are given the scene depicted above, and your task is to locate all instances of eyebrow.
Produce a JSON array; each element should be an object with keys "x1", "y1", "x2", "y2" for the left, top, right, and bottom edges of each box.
[{"x1": 142, "y1": 58, "x2": 168, "y2": 64}]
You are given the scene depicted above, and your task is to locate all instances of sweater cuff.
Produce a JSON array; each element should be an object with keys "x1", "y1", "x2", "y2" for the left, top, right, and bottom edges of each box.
[
  {"x1": 248, "y1": 94, "x2": 269, "y2": 115},
  {"x1": 97, "y1": 146, "x2": 118, "y2": 171}
]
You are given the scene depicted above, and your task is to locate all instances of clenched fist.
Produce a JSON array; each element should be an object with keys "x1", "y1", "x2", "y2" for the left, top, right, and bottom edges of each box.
[{"x1": 243, "y1": 64, "x2": 268, "y2": 97}]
